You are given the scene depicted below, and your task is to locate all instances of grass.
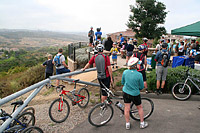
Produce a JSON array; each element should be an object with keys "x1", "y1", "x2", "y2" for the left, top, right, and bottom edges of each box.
[
  {"x1": 116, "y1": 80, "x2": 122, "y2": 87},
  {"x1": 43, "y1": 87, "x2": 54, "y2": 96}
]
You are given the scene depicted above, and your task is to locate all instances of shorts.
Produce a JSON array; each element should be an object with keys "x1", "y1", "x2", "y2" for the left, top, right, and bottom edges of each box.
[
  {"x1": 194, "y1": 54, "x2": 200, "y2": 62},
  {"x1": 45, "y1": 73, "x2": 53, "y2": 79},
  {"x1": 98, "y1": 76, "x2": 111, "y2": 96},
  {"x1": 123, "y1": 92, "x2": 141, "y2": 106},
  {"x1": 56, "y1": 68, "x2": 71, "y2": 75},
  {"x1": 156, "y1": 66, "x2": 167, "y2": 81},
  {"x1": 138, "y1": 70, "x2": 147, "y2": 81},
  {"x1": 127, "y1": 51, "x2": 133, "y2": 57},
  {"x1": 89, "y1": 37, "x2": 93, "y2": 43}
]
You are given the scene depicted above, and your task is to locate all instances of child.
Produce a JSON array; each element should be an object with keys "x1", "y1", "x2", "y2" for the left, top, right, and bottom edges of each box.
[
  {"x1": 110, "y1": 42, "x2": 119, "y2": 68},
  {"x1": 42, "y1": 54, "x2": 54, "y2": 79}
]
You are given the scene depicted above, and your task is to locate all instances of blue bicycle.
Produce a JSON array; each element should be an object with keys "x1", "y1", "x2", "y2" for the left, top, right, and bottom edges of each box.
[{"x1": 0, "y1": 101, "x2": 36, "y2": 133}]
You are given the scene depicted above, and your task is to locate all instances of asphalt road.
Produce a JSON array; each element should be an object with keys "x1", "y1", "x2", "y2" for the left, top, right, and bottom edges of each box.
[{"x1": 70, "y1": 94, "x2": 200, "y2": 133}]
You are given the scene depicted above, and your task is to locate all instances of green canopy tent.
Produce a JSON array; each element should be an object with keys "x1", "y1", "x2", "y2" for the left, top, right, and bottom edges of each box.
[{"x1": 171, "y1": 21, "x2": 200, "y2": 37}]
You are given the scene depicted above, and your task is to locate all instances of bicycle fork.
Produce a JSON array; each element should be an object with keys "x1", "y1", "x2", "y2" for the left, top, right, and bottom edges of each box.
[{"x1": 58, "y1": 96, "x2": 64, "y2": 112}]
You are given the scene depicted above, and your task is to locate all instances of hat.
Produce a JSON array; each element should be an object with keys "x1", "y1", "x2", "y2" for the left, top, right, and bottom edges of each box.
[
  {"x1": 120, "y1": 33, "x2": 122, "y2": 36},
  {"x1": 127, "y1": 57, "x2": 139, "y2": 67},
  {"x1": 90, "y1": 26, "x2": 93, "y2": 29}
]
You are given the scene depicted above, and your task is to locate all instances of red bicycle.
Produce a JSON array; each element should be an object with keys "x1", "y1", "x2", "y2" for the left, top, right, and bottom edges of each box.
[{"x1": 48, "y1": 79, "x2": 90, "y2": 123}]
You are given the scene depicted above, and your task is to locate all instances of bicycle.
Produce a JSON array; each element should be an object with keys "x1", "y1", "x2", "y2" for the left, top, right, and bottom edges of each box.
[
  {"x1": 48, "y1": 79, "x2": 90, "y2": 123},
  {"x1": 88, "y1": 82, "x2": 154, "y2": 127},
  {"x1": 21, "y1": 126, "x2": 43, "y2": 133},
  {"x1": 0, "y1": 101, "x2": 36, "y2": 132},
  {"x1": 172, "y1": 68, "x2": 200, "y2": 101}
]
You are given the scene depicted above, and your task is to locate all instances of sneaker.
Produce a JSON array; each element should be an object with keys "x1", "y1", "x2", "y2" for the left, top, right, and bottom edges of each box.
[
  {"x1": 116, "y1": 66, "x2": 118, "y2": 69},
  {"x1": 126, "y1": 122, "x2": 130, "y2": 130},
  {"x1": 158, "y1": 89, "x2": 162, "y2": 94},
  {"x1": 154, "y1": 89, "x2": 159, "y2": 95},
  {"x1": 140, "y1": 122, "x2": 148, "y2": 129}
]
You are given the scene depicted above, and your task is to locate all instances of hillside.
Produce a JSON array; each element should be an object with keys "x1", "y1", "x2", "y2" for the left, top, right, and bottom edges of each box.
[{"x1": 0, "y1": 29, "x2": 88, "y2": 48}]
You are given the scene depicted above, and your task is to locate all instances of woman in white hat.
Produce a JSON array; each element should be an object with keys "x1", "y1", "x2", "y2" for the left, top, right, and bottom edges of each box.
[{"x1": 122, "y1": 57, "x2": 148, "y2": 130}]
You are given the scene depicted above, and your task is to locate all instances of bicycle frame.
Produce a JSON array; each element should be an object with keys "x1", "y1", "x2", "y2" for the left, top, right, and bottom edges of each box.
[{"x1": 183, "y1": 76, "x2": 200, "y2": 91}]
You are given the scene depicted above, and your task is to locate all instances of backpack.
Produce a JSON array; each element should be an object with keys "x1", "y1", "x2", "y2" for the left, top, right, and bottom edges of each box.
[
  {"x1": 161, "y1": 51, "x2": 169, "y2": 67},
  {"x1": 94, "y1": 54, "x2": 107, "y2": 79},
  {"x1": 54, "y1": 54, "x2": 62, "y2": 67},
  {"x1": 134, "y1": 52, "x2": 145, "y2": 71}
]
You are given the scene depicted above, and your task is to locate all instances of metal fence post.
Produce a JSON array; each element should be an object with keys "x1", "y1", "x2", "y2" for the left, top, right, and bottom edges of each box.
[{"x1": 73, "y1": 47, "x2": 76, "y2": 61}]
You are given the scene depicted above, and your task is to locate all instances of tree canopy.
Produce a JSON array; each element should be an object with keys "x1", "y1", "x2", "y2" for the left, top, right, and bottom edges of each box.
[{"x1": 127, "y1": 0, "x2": 167, "y2": 39}]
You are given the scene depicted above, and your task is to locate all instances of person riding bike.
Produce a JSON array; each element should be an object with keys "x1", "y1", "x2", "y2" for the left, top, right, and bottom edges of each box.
[
  {"x1": 82, "y1": 44, "x2": 113, "y2": 103},
  {"x1": 122, "y1": 57, "x2": 148, "y2": 130}
]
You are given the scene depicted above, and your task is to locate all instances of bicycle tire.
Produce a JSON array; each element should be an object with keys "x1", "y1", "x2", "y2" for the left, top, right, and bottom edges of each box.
[
  {"x1": 49, "y1": 98, "x2": 70, "y2": 123},
  {"x1": 22, "y1": 107, "x2": 35, "y2": 115},
  {"x1": 130, "y1": 97, "x2": 154, "y2": 121},
  {"x1": 88, "y1": 103, "x2": 114, "y2": 127},
  {"x1": 12, "y1": 112, "x2": 35, "y2": 127},
  {"x1": 21, "y1": 126, "x2": 44, "y2": 133},
  {"x1": 77, "y1": 88, "x2": 90, "y2": 108},
  {"x1": 172, "y1": 83, "x2": 192, "y2": 101}
]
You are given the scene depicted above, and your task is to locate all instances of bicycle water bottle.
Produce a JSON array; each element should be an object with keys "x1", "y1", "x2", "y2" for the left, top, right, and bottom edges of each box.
[{"x1": 115, "y1": 101, "x2": 124, "y2": 110}]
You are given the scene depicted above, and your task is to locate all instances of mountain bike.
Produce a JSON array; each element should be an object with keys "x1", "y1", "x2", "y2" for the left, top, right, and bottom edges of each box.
[
  {"x1": 172, "y1": 68, "x2": 200, "y2": 101},
  {"x1": 88, "y1": 82, "x2": 154, "y2": 127},
  {"x1": 21, "y1": 126, "x2": 43, "y2": 133},
  {"x1": 0, "y1": 101, "x2": 36, "y2": 132},
  {"x1": 49, "y1": 79, "x2": 90, "y2": 123}
]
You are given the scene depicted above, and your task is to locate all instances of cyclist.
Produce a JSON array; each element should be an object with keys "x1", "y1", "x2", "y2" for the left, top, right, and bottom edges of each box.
[
  {"x1": 121, "y1": 57, "x2": 148, "y2": 130},
  {"x1": 133, "y1": 45, "x2": 148, "y2": 93},
  {"x1": 95, "y1": 28, "x2": 102, "y2": 41},
  {"x1": 154, "y1": 43, "x2": 170, "y2": 94},
  {"x1": 141, "y1": 38, "x2": 149, "y2": 56},
  {"x1": 82, "y1": 44, "x2": 113, "y2": 103}
]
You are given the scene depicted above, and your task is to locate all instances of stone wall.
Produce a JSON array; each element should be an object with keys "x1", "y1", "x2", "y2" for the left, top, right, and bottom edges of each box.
[{"x1": 67, "y1": 57, "x2": 77, "y2": 71}]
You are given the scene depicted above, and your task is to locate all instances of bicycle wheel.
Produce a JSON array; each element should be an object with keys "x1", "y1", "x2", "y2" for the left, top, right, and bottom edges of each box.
[
  {"x1": 21, "y1": 126, "x2": 43, "y2": 133},
  {"x1": 172, "y1": 83, "x2": 192, "y2": 101},
  {"x1": 130, "y1": 97, "x2": 154, "y2": 121},
  {"x1": 88, "y1": 103, "x2": 114, "y2": 127},
  {"x1": 49, "y1": 98, "x2": 70, "y2": 123},
  {"x1": 13, "y1": 112, "x2": 35, "y2": 127},
  {"x1": 77, "y1": 88, "x2": 90, "y2": 108},
  {"x1": 22, "y1": 107, "x2": 35, "y2": 115}
]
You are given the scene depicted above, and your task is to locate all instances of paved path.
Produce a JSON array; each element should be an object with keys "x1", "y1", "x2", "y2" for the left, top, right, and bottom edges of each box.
[{"x1": 69, "y1": 95, "x2": 200, "y2": 133}]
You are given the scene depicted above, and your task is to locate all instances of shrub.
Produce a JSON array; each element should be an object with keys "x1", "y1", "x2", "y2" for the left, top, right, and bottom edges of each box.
[{"x1": 146, "y1": 66, "x2": 200, "y2": 93}]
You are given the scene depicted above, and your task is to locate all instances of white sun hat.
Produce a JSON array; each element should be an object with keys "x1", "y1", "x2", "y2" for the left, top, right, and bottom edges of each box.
[{"x1": 127, "y1": 57, "x2": 139, "y2": 67}]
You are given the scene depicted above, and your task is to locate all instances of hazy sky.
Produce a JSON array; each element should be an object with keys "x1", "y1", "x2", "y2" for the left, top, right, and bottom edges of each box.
[{"x1": 0, "y1": 0, "x2": 200, "y2": 35}]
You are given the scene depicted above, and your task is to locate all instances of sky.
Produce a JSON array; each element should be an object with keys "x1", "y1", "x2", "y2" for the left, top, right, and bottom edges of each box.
[{"x1": 0, "y1": 0, "x2": 200, "y2": 35}]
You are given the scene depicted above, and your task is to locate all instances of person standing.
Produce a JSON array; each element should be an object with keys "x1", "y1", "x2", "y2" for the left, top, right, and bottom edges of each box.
[
  {"x1": 88, "y1": 27, "x2": 95, "y2": 47},
  {"x1": 118, "y1": 33, "x2": 125, "y2": 46},
  {"x1": 141, "y1": 38, "x2": 149, "y2": 56},
  {"x1": 122, "y1": 57, "x2": 148, "y2": 130},
  {"x1": 42, "y1": 54, "x2": 54, "y2": 79},
  {"x1": 195, "y1": 41, "x2": 200, "y2": 64},
  {"x1": 82, "y1": 44, "x2": 113, "y2": 103},
  {"x1": 95, "y1": 28, "x2": 102, "y2": 41},
  {"x1": 178, "y1": 42, "x2": 184, "y2": 56},
  {"x1": 124, "y1": 40, "x2": 134, "y2": 66},
  {"x1": 154, "y1": 43, "x2": 170, "y2": 95},
  {"x1": 53, "y1": 48, "x2": 71, "y2": 87},
  {"x1": 133, "y1": 45, "x2": 148, "y2": 93},
  {"x1": 166, "y1": 39, "x2": 171, "y2": 52},
  {"x1": 156, "y1": 39, "x2": 164, "y2": 53},
  {"x1": 104, "y1": 36, "x2": 113, "y2": 51},
  {"x1": 110, "y1": 42, "x2": 119, "y2": 68}
]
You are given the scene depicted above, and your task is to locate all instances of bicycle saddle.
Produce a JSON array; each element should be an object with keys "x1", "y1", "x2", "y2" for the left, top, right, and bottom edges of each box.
[
  {"x1": 73, "y1": 79, "x2": 80, "y2": 83},
  {"x1": 11, "y1": 100, "x2": 23, "y2": 106}
]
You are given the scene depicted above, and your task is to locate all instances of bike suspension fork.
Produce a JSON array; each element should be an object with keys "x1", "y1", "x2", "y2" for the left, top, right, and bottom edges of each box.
[{"x1": 59, "y1": 96, "x2": 64, "y2": 111}]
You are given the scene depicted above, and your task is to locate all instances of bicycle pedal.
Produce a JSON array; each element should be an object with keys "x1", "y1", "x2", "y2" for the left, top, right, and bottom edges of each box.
[{"x1": 72, "y1": 102, "x2": 76, "y2": 106}]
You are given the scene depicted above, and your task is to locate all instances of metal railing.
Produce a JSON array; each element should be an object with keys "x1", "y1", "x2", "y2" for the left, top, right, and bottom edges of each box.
[
  {"x1": 0, "y1": 67, "x2": 99, "y2": 132},
  {"x1": 68, "y1": 42, "x2": 88, "y2": 61}
]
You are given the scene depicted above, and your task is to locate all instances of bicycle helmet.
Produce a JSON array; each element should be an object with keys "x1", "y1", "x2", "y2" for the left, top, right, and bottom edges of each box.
[
  {"x1": 96, "y1": 44, "x2": 104, "y2": 52},
  {"x1": 127, "y1": 57, "x2": 139, "y2": 67},
  {"x1": 143, "y1": 37, "x2": 148, "y2": 42},
  {"x1": 138, "y1": 45, "x2": 145, "y2": 51},
  {"x1": 162, "y1": 43, "x2": 168, "y2": 48}
]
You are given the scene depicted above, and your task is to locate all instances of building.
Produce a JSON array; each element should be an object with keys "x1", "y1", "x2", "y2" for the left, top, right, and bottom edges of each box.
[{"x1": 107, "y1": 29, "x2": 136, "y2": 42}]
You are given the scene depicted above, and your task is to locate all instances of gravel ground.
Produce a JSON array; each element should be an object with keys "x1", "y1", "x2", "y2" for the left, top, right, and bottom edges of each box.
[{"x1": 1, "y1": 83, "x2": 100, "y2": 133}]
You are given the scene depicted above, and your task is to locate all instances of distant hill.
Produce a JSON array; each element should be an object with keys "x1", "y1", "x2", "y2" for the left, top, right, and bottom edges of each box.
[{"x1": 0, "y1": 29, "x2": 88, "y2": 48}]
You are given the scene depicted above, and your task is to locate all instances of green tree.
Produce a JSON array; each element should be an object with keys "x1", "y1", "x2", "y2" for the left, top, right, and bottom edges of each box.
[{"x1": 127, "y1": 0, "x2": 167, "y2": 39}]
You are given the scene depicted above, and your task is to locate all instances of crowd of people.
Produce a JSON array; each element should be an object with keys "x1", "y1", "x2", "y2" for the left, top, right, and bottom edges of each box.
[{"x1": 86, "y1": 27, "x2": 200, "y2": 129}]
